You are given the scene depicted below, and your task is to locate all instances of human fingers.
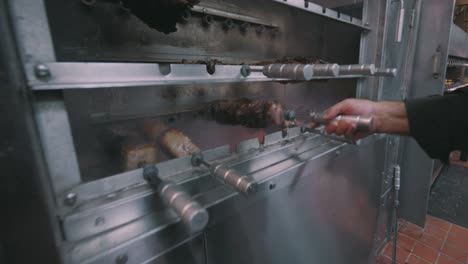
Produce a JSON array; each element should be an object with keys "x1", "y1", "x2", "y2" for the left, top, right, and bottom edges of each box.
[
  {"x1": 322, "y1": 100, "x2": 351, "y2": 120},
  {"x1": 335, "y1": 119, "x2": 350, "y2": 136},
  {"x1": 324, "y1": 121, "x2": 338, "y2": 135}
]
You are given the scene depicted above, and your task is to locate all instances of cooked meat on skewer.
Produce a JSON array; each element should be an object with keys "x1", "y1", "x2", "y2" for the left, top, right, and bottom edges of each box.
[
  {"x1": 100, "y1": 126, "x2": 158, "y2": 171},
  {"x1": 143, "y1": 119, "x2": 201, "y2": 158},
  {"x1": 160, "y1": 128, "x2": 201, "y2": 157},
  {"x1": 142, "y1": 118, "x2": 169, "y2": 142},
  {"x1": 206, "y1": 98, "x2": 285, "y2": 128},
  {"x1": 121, "y1": 138, "x2": 158, "y2": 171}
]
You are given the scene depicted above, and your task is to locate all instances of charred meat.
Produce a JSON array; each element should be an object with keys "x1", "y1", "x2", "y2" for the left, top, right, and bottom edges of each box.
[
  {"x1": 121, "y1": 0, "x2": 200, "y2": 34},
  {"x1": 207, "y1": 98, "x2": 285, "y2": 128}
]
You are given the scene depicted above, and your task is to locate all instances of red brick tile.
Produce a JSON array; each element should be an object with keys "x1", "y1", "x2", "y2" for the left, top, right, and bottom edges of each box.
[
  {"x1": 437, "y1": 254, "x2": 463, "y2": 264},
  {"x1": 451, "y1": 225, "x2": 468, "y2": 238},
  {"x1": 389, "y1": 233, "x2": 416, "y2": 252},
  {"x1": 424, "y1": 225, "x2": 448, "y2": 240},
  {"x1": 406, "y1": 254, "x2": 431, "y2": 264},
  {"x1": 426, "y1": 215, "x2": 452, "y2": 232},
  {"x1": 447, "y1": 231, "x2": 468, "y2": 251},
  {"x1": 419, "y1": 232, "x2": 444, "y2": 251},
  {"x1": 376, "y1": 255, "x2": 393, "y2": 264},
  {"x1": 383, "y1": 244, "x2": 410, "y2": 264},
  {"x1": 441, "y1": 242, "x2": 468, "y2": 263},
  {"x1": 413, "y1": 242, "x2": 439, "y2": 263},
  {"x1": 401, "y1": 222, "x2": 424, "y2": 240}
]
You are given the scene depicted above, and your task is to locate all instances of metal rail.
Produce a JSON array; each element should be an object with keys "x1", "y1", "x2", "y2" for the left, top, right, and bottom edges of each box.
[
  {"x1": 26, "y1": 62, "x2": 391, "y2": 90},
  {"x1": 272, "y1": 0, "x2": 370, "y2": 30}
]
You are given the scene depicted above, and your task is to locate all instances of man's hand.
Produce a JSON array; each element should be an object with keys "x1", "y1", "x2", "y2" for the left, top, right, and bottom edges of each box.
[{"x1": 312, "y1": 99, "x2": 410, "y2": 140}]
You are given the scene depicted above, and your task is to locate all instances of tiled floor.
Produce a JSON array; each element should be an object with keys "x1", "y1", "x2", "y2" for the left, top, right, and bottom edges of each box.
[{"x1": 377, "y1": 215, "x2": 468, "y2": 264}]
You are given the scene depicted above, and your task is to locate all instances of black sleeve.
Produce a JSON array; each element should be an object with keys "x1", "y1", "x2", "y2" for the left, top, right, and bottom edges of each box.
[{"x1": 405, "y1": 87, "x2": 468, "y2": 162}]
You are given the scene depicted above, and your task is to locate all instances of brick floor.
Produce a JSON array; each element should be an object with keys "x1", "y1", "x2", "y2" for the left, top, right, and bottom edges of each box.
[{"x1": 377, "y1": 215, "x2": 468, "y2": 264}]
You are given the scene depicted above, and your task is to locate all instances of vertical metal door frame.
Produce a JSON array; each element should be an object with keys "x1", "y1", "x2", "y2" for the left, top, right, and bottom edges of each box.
[{"x1": 399, "y1": 0, "x2": 456, "y2": 226}]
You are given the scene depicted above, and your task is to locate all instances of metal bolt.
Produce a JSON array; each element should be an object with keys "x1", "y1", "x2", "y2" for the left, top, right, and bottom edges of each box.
[
  {"x1": 240, "y1": 65, "x2": 251, "y2": 77},
  {"x1": 205, "y1": 60, "x2": 216, "y2": 75},
  {"x1": 240, "y1": 22, "x2": 250, "y2": 31},
  {"x1": 64, "y1": 193, "x2": 77, "y2": 206},
  {"x1": 115, "y1": 254, "x2": 128, "y2": 264},
  {"x1": 95, "y1": 217, "x2": 106, "y2": 226},
  {"x1": 180, "y1": 9, "x2": 191, "y2": 22},
  {"x1": 203, "y1": 15, "x2": 214, "y2": 26},
  {"x1": 256, "y1": 25, "x2": 265, "y2": 34},
  {"x1": 269, "y1": 182, "x2": 276, "y2": 190},
  {"x1": 34, "y1": 64, "x2": 51, "y2": 80},
  {"x1": 223, "y1": 19, "x2": 234, "y2": 30},
  {"x1": 335, "y1": 150, "x2": 341, "y2": 156}
]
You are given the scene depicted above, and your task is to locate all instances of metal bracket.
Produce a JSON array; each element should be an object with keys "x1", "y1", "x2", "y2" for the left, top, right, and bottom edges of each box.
[{"x1": 432, "y1": 47, "x2": 443, "y2": 79}]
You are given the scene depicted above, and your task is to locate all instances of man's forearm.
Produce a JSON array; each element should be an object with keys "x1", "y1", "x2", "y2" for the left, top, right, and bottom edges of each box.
[{"x1": 374, "y1": 101, "x2": 410, "y2": 135}]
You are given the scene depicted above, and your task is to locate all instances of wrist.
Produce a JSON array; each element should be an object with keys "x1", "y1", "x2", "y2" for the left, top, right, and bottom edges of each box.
[{"x1": 372, "y1": 101, "x2": 409, "y2": 135}]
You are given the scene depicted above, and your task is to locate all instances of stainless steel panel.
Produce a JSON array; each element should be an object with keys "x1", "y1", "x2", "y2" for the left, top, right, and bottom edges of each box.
[
  {"x1": 34, "y1": 93, "x2": 82, "y2": 197},
  {"x1": 61, "y1": 133, "x2": 332, "y2": 242},
  {"x1": 67, "y1": 136, "x2": 347, "y2": 263},
  {"x1": 356, "y1": 0, "x2": 387, "y2": 100},
  {"x1": 205, "y1": 138, "x2": 387, "y2": 264},
  {"x1": 400, "y1": 0, "x2": 456, "y2": 226},
  {"x1": 449, "y1": 23, "x2": 468, "y2": 59},
  {"x1": 8, "y1": 0, "x2": 56, "y2": 63}
]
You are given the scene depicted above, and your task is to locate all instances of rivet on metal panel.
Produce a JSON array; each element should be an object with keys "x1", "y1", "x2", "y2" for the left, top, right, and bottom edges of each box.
[
  {"x1": 64, "y1": 192, "x2": 77, "y2": 206},
  {"x1": 269, "y1": 182, "x2": 276, "y2": 190},
  {"x1": 181, "y1": 10, "x2": 192, "y2": 23},
  {"x1": 240, "y1": 65, "x2": 251, "y2": 77},
  {"x1": 223, "y1": 18, "x2": 234, "y2": 30},
  {"x1": 115, "y1": 254, "x2": 128, "y2": 264},
  {"x1": 159, "y1": 64, "x2": 171, "y2": 76},
  {"x1": 256, "y1": 24, "x2": 265, "y2": 34},
  {"x1": 95, "y1": 217, "x2": 106, "y2": 227},
  {"x1": 202, "y1": 15, "x2": 214, "y2": 26},
  {"x1": 34, "y1": 64, "x2": 51, "y2": 80},
  {"x1": 240, "y1": 22, "x2": 250, "y2": 31},
  {"x1": 206, "y1": 60, "x2": 216, "y2": 75},
  {"x1": 335, "y1": 150, "x2": 341, "y2": 156}
]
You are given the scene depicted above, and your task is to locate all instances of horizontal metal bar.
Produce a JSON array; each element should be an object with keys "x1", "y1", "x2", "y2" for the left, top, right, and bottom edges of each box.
[
  {"x1": 192, "y1": 5, "x2": 278, "y2": 28},
  {"x1": 59, "y1": 146, "x2": 231, "y2": 211},
  {"x1": 272, "y1": 0, "x2": 370, "y2": 30},
  {"x1": 60, "y1": 133, "x2": 338, "y2": 242},
  {"x1": 26, "y1": 62, "x2": 372, "y2": 90}
]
